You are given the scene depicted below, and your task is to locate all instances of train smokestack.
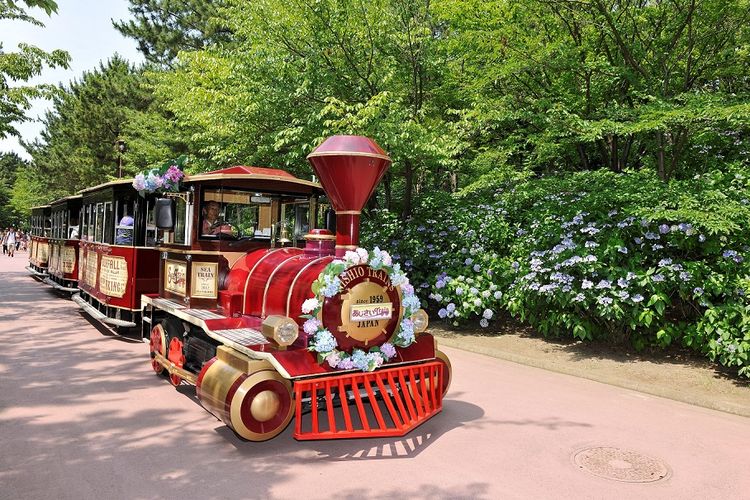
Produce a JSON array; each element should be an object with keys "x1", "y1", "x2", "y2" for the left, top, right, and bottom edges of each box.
[{"x1": 307, "y1": 136, "x2": 391, "y2": 256}]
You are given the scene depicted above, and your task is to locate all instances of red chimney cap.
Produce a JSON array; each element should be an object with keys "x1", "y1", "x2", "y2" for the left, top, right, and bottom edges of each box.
[{"x1": 307, "y1": 135, "x2": 390, "y2": 162}]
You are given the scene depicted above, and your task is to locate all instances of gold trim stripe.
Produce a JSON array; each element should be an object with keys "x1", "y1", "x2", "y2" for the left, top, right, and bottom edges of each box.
[
  {"x1": 285, "y1": 256, "x2": 331, "y2": 317},
  {"x1": 335, "y1": 210, "x2": 361, "y2": 215},
  {"x1": 185, "y1": 173, "x2": 321, "y2": 189},
  {"x1": 306, "y1": 151, "x2": 391, "y2": 162},
  {"x1": 303, "y1": 234, "x2": 336, "y2": 241},
  {"x1": 261, "y1": 252, "x2": 303, "y2": 317},
  {"x1": 242, "y1": 248, "x2": 287, "y2": 313}
]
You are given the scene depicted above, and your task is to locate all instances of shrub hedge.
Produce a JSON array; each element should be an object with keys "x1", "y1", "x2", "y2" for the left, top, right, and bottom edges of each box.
[{"x1": 361, "y1": 165, "x2": 750, "y2": 377}]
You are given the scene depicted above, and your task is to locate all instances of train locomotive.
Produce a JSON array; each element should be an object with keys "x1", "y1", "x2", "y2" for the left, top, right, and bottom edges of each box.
[{"x1": 144, "y1": 135, "x2": 452, "y2": 441}]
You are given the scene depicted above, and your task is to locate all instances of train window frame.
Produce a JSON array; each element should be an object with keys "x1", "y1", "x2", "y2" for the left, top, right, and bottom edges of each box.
[
  {"x1": 199, "y1": 189, "x2": 279, "y2": 242},
  {"x1": 115, "y1": 199, "x2": 135, "y2": 246},
  {"x1": 103, "y1": 201, "x2": 113, "y2": 244}
]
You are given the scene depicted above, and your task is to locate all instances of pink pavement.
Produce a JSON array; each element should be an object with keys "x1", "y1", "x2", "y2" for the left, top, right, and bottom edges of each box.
[{"x1": 1, "y1": 251, "x2": 749, "y2": 499}]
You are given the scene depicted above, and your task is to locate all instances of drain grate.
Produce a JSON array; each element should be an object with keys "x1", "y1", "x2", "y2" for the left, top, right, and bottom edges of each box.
[{"x1": 573, "y1": 447, "x2": 670, "y2": 483}]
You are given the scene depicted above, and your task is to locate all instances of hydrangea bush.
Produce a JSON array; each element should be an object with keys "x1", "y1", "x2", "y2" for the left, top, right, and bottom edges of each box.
[{"x1": 362, "y1": 166, "x2": 750, "y2": 377}]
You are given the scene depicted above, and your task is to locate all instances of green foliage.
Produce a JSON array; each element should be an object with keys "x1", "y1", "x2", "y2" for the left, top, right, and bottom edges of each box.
[
  {"x1": 434, "y1": 0, "x2": 750, "y2": 179},
  {"x1": 27, "y1": 56, "x2": 182, "y2": 198},
  {"x1": 0, "y1": 0, "x2": 70, "y2": 138},
  {"x1": 0, "y1": 152, "x2": 25, "y2": 227},
  {"x1": 114, "y1": 0, "x2": 233, "y2": 66}
]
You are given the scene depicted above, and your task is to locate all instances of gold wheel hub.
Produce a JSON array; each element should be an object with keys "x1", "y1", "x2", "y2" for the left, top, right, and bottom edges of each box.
[{"x1": 250, "y1": 390, "x2": 281, "y2": 422}]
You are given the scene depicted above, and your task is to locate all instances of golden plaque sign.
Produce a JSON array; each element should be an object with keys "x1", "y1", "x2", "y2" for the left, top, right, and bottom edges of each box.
[
  {"x1": 100, "y1": 255, "x2": 128, "y2": 298},
  {"x1": 85, "y1": 250, "x2": 98, "y2": 287},
  {"x1": 78, "y1": 248, "x2": 85, "y2": 282},
  {"x1": 62, "y1": 246, "x2": 76, "y2": 274},
  {"x1": 325, "y1": 265, "x2": 402, "y2": 349},
  {"x1": 38, "y1": 242, "x2": 49, "y2": 264},
  {"x1": 49, "y1": 245, "x2": 58, "y2": 274},
  {"x1": 164, "y1": 260, "x2": 187, "y2": 296},
  {"x1": 191, "y1": 262, "x2": 218, "y2": 299}
]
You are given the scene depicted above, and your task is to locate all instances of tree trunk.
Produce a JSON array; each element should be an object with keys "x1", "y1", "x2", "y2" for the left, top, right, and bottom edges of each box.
[
  {"x1": 656, "y1": 131, "x2": 667, "y2": 181},
  {"x1": 576, "y1": 143, "x2": 590, "y2": 170},
  {"x1": 620, "y1": 135, "x2": 634, "y2": 171},
  {"x1": 384, "y1": 171, "x2": 392, "y2": 211},
  {"x1": 401, "y1": 159, "x2": 413, "y2": 219},
  {"x1": 609, "y1": 134, "x2": 620, "y2": 172}
]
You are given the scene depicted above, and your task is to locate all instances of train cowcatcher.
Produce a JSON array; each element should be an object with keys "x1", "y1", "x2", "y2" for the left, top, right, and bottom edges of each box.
[{"x1": 144, "y1": 135, "x2": 452, "y2": 441}]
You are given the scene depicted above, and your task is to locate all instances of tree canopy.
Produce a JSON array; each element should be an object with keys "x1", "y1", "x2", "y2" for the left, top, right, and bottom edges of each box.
[
  {"x1": 12, "y1": 0, "x2": 750, "y2": 213},
  {"x1": 0, "y1": 0, "x2": 70, "y2": 139}
]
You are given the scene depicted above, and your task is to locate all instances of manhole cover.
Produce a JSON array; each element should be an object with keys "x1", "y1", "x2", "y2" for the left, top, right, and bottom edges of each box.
[{"x1": 573, "y1": 447, "x2": 670, "y2": 483}]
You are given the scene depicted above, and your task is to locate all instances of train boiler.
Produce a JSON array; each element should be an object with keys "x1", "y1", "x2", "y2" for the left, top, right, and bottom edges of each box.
[{"x1": 144, "y1": 136, "x2": 451, "y2": 441}]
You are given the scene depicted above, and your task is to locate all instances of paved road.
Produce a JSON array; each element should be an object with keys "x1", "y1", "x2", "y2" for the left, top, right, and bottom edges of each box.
[{"x1": 1, "y1": 252, "x2": 749, "y2": 500}]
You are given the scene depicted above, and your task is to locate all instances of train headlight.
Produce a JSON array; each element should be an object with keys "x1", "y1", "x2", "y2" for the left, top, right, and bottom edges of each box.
[
  {"x1": 410, "y1": 309, "x2": 429, "y2": 334},
  {"x1": 262, "y1": 315, "x2": 299, "y2": 347}
]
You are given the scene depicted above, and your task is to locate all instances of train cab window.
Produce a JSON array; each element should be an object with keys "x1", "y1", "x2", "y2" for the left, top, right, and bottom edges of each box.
[
  {"x1": 94, "y1": 203, "x2": 104, "y2": 242},
  {"x1": 200, "y1": 189, "x2": 276, "y2": 241},
  {"x1": 173, "y1": 196, "x2": 188, "y2": 244},
  {"x1": 68, "y1": 210, "x2": 79, "y2": 239},
  {"x1": 85, "y1": 205, "x2": 94, "y2": 241},
  {"x1": 145, "y1": 200, "x2": 157, "y2": 246},
  {"x1": 115, "y1": 200, "x2": 135, "y2": 245},
  {"x1": 104, "y1": 202, "x2": 113, "y2": 244},
  {"x1": 280, "y1": 200, "x2": 311, "y2": 246}
]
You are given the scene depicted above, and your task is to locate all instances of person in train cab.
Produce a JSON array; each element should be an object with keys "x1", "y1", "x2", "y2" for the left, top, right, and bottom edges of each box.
[
  {"x1": 115, "y1": 214, "x2": 134, "y2": 245},
  {"x1": 202, "y1": 200, "x2": 234, "y2": 236}
]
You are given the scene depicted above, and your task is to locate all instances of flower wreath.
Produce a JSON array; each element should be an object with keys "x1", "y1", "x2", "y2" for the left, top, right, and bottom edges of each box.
[
  {"x1": 300, "y1": 247, "x2": 422, "y2": 372},
  {"x1": 133, "y1": 156, "x2": 186, "y2": 196}
]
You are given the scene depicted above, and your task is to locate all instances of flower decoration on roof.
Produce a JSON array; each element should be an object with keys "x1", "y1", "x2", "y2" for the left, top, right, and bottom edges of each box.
[{"x1": 133, "y1": 156, "x2": 187, "y2": 196}]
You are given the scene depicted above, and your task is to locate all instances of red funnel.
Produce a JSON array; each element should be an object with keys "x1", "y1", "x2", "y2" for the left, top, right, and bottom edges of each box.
[{"x1": 307, "y1": 136, "x2": 391, "y2": 255}]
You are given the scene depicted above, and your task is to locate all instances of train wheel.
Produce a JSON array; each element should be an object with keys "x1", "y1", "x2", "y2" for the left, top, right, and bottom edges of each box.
[
  {"x1": 435, "y1": 350, "x2": 453, "y2": 397},
  {"x1": 168, "y1": 337, "x2": 186, "y2": 386},
  {"x1": 406, "y1": 350, "x2": 452, "y2": 401},
  {"x1": 149, "y1": 324, "x2": 167, "y2": 375},
  {"x1": 229, "y1": 370, "x2": 294, "y2": 441}
]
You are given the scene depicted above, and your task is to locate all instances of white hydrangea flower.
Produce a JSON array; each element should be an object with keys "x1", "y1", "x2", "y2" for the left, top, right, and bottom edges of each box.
[{"x1": 301, "y1": 297, "x2": 320, "y2": 314}]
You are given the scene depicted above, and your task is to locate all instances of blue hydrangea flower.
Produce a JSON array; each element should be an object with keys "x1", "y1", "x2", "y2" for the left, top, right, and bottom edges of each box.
[
  {"x1": 631, "y1": 294, "x2": 644, "y2": 303},
  {"x1": 597, "y1": 296, "x2": 613, "y2": 306}
]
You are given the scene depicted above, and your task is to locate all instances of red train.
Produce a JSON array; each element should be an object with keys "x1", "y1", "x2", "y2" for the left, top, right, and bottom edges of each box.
[{"x1": 29, "y1": 135, "x2": 451, "y2": 442}]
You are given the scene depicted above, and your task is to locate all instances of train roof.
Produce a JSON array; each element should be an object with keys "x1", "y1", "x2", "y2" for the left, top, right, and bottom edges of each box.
[
  {"x1": 78, "y1": 178, "x2": 134, "y2": 195},
  {"x1": 186, "y1": 166, "x2": 322, "y2": 190},
  {"x1": 50, "y1": 194, "x2": 83, "y2": 206}
]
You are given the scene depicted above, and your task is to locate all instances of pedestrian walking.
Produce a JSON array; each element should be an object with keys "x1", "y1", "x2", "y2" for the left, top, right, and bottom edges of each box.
[
  {"x1": 1, "y1": 229, "x2": 7, "y2": 255},
  {"x1": 6, "y1": 227, "x2": 16, "y2": 257}
]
